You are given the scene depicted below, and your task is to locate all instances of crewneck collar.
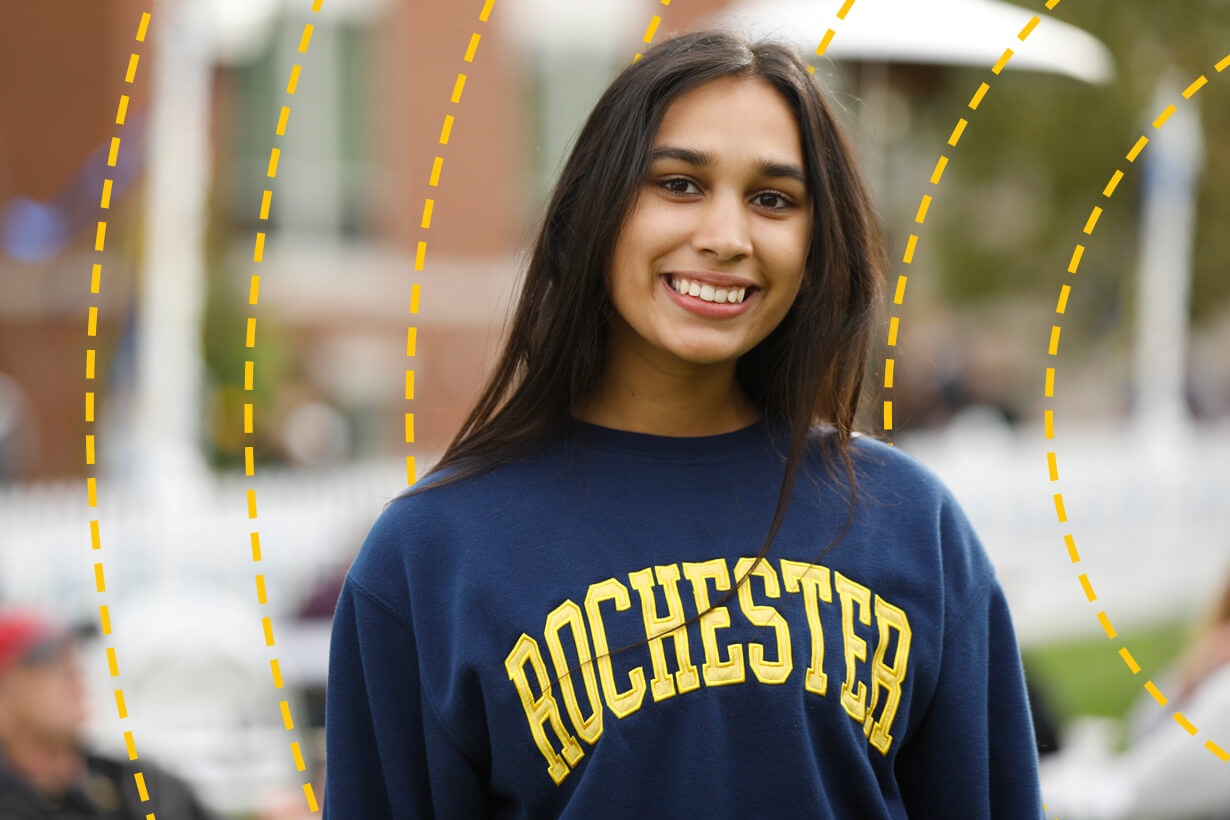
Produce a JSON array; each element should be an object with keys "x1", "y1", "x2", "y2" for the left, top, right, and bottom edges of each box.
[{"x1": 563, "y1": 415, "x2": 784, "y2": 461}]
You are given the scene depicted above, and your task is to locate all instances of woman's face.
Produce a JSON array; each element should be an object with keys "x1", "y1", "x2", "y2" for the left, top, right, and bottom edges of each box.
[{"x1": 606, "y1": 74, "x2": 813, "y2": 371}]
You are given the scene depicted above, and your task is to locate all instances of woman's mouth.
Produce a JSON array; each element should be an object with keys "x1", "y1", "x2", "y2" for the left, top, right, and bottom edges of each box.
[{"x1": 660, "y1": 274, "x2": 758, "y2": 318}]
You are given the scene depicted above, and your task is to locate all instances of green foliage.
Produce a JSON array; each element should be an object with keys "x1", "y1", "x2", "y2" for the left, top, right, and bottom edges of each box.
[
  {"x1": 1023, "y1": 618, "x2": 1192, "y2": 726},
  {"x1": 923, "y1": 1, "x2": 1230, "y2": 327}
]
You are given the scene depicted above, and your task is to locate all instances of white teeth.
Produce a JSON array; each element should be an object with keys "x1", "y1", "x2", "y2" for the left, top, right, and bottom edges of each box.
[{"x1": 669, "y1": 276, "x2": 748, "y2": 304}]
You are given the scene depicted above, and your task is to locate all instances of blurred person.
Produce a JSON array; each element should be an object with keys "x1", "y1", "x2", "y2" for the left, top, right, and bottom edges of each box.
[
  {"x1": 0, "y1": 609, "x2": 219, "y2": 819},
  {"x1": 324, "y1": 29, "x2": 1043, "y2": 819},
  {"x1": 1039, "y1": 571, "x2": 1230, "y2": 819}
]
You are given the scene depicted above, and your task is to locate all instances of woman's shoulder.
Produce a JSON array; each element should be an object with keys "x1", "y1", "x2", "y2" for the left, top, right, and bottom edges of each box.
[{"x1": 804, "y1": 425, "x2": 953, "y2": 506}]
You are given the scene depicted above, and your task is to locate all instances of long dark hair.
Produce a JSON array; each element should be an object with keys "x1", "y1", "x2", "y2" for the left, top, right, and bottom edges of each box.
[{"x1": 394, "y1": 28, "x2": 885, "y2": 636}]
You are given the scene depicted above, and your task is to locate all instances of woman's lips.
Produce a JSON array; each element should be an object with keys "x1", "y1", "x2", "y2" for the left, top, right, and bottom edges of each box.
[{"x1": 660, "y1": 275, "x2": 757, "y2": 318}]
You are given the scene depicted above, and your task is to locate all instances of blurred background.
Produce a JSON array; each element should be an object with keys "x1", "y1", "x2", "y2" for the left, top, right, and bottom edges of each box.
[{"x1": 0, "y1": 0, "x2": 1228, "y2": 816}]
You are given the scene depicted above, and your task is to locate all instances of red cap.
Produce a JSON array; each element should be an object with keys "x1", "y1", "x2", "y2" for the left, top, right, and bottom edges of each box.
[{"x1": 0, "y1": 610, "x2": 69, "y2": 678}]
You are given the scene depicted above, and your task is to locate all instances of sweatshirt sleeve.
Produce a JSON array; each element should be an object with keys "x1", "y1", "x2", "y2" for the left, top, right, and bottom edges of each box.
[
  {"x1": 321, "y1": 575, "x2": 490, "y2": 820},
  {"x1": 895, "y1": 576, "x2": 1045, "y2": 818}
]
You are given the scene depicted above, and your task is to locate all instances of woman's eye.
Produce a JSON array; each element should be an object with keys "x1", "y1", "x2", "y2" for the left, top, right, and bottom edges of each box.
[
  {"x1": 661, "y1": 178, "x2": 699, "y2": 195},
  {"x1": 755, "y1": 192, "x2": 792, "y2": 210},
  {"x1": 659, "y1": 178, "x2": 793, "y2": 210}
]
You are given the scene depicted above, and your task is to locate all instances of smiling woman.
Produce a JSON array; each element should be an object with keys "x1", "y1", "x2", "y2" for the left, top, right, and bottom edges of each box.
[{"x1": 323, "y1": 29, "x2": 1045, "y2": 820}]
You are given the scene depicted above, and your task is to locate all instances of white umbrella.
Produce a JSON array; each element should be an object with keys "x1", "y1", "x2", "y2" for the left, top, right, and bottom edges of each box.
[{"x1": 710, "y1": 0, "x2": 1115, "y2": 84}]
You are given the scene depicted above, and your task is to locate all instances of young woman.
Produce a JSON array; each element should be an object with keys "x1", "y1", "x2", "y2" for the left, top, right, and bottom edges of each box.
[{"x1": 323, "y1": 29, "x2": 1044, "y2": 819}]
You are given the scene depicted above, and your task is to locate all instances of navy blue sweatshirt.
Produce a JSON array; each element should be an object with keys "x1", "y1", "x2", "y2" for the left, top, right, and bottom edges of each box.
[{"x1": 323, "y1": 418, "x2": 1044, "y2": 818}]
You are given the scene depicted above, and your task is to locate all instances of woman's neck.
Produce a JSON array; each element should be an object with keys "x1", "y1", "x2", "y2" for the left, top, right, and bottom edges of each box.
[{"x1": 573, "y1": 362, "x2": 760, "y2": 437}]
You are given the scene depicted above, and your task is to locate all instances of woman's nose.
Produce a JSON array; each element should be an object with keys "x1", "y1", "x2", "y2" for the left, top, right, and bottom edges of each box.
[{"x1": 691, "y1": 192, "x2": 752, "y2": 261}]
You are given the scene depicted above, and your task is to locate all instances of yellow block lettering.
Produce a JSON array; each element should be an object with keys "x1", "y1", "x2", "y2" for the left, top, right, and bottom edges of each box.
[
  {"x1": 834, "y1": 572, "x2": 872, "y2": 722},
  {"x1": 504, "y1": 634, "x2": 583, "y2": 785},
  {"x1": 584, "y1": 578, "x2": 647, "y2": 719},
  {"x1": 681, "y1": 559, "x2": 745, "y2": 686},
  {"x1": 629, "y1": 564, "x2": 701, "y2": 701},
  {"x1": 780, "y1": 560, "x2": 831, "y2": 694},
  {"x1": 543, "y1": 600, "x2": 604, "y2": 745},
  {"x1": 733, "y1": 557, "x2": 792, "y2": 684},
  {"x1": 864, "y1": 595, "x2": 912, "y2": 754}
]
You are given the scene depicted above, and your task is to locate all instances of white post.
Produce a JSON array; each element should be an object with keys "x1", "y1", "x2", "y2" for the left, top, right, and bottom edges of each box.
[
  {"x1": 132, "y1": 0, "x2": 214, "y2": 510},
  {"x1": 1132, "y1": 70, "x2": 1203, "y2": 457}
]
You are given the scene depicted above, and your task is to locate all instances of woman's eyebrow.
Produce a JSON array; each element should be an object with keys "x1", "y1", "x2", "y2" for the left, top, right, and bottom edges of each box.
[{"x1": 649, "y1": 145, "x2": 807, "y2": 187}]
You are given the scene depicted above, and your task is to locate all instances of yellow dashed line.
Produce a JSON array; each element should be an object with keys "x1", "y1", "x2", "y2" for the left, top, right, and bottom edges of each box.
[
  {"x1": 969, "y1": 83, "x2": 990, "y2": 110},
  {"x1": 991, "y1": 48, "x2": 1014, "y2": 75},
  {"x1": 1067, "y1": 244, "x2": 1084, "y2": 273},
  {"x1": 1047, "y1": 325, "x2": 1061, "y2": 355},
  {"x1": 1182, "y1": 75, "x2": 1207, "y2": 99},
  {"x1": 884, "y1": 359, "x2": 895, "y2": 389},
  {"x1": 914, "y1": 195, "x2": 932, "y2": 223},
  {"x1": 930, "y1": 156, "x2": 948, "y2": 184},
  {"x1": 948, "y1": 118, "x2": 968, "y2": 146},
  {"x1": 1039, "y1": 55, "x2": 1230, "y2": 768},
  {"x1": 464, "y1": 32, "x2": 481, "y2": 62},
  {"x1": 1046, "y1": 451, "x2": 1058, "y2": 481},
  {"x1": 298, "y1": 23, "x2": 314, "y2": 53},
  {"x1": 1096, "y1": 611, "x2": 1116, "y2": 639},
  {"x1": 1078, "y1": 573, "x2": 1095, "y2": 601},
  {"x1": 1083, "y1": 206, "x2": 1103, "y2": 234},
  {"x1": 1126, "y1": 136, "x2": 1149, "y2": 163},
  {"x1": 1056, "y1": 284, "x2": 1070, "y2": 314},
  {"x1": 643, "y1": 16, "x2": 661, "y2": 43},
  {"x1": 1064, "y1": 534, "x2": 1079, "y2": 562},
  {"x1": 1018, "y1": 15, "x2": 1040, "y2": 40},
  {"x1": 1145, "y1": 680, "x2": 1168, "y2": 705},
  {"x1": 893, "y1": 275, "x2": 908, "y2": 304},
  {"x1": 1103, "y1": 169, "x2": 1124, "y2": 197},
  {"x1": 1152, "y1": 103, "x2": 1176, "y2": 129},
  {"x1": 1053, "y1": 493, "x2": 1067, "y2": 523},
  {"x1": 816, "y1": 29, "x2": 837, "y2": 57},
  {"x1": 1044, "y1": 367, "x2": 1055, "y2": 397},
  {"x1": 903, "y1": 234, "x2": 919, "y2": 264}
]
